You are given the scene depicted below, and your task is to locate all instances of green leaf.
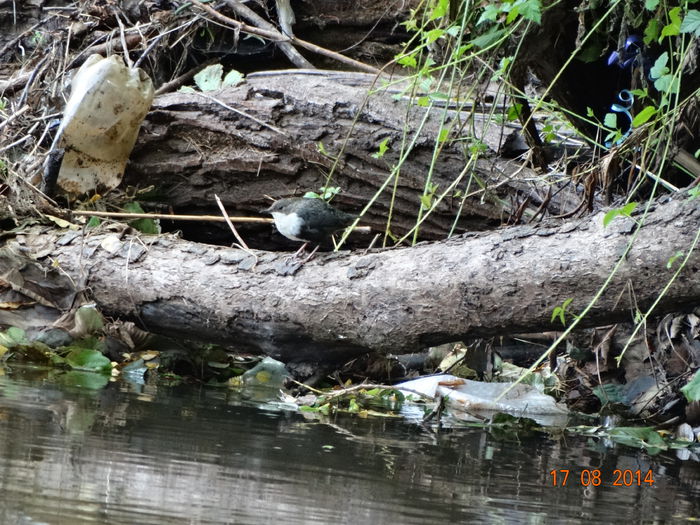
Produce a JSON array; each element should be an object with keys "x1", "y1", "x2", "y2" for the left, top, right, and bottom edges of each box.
[
  {"x1": 371, "y1": 138, "x2": 390, "y2": 159},
  {"x1": 470, "y1": 28, "x2": 507, "y2": 49},
  {"x1": 629, "y1": 88, "x2": 648, "y2": 98},
  {"x1": 477, "y1": 4, "x2": 501, "y2": 25},
  {"x1": 193, "y1": 64, "x2": 223, "y2": 91},
  {"x1": 631, "y1": 106, "x2": 656, "y2": 127},
  {"x1": 666, "y1": 250, "x2": 685, "y2": 269},
  {"x1": 0, "y1": 327, "x2": 27, "y2": 347},
  {"x1": 416, "y1": 96, "x2": 430, "y2": 107},
  {"x1": 124, "y1": 202, "x2": 160, "y2": 235},
  {"x1": 607, "y1": 427, "x2": 668, "y2": 453},
  {"x1": 680, "y1": 10, "x2": 700, "y2": 36},
  {"x1": 643, "y1": 18, "x2": 660, "y2": 45},
  {"x1": 586, "y1": 107, "x2": 595, "y2": 117},
  {"x1": 660, "y1": 7, "x2": 682, "y2": 41},
  {"x1": 86, "y1": 216, "x2": 101, "y2": 228},
  {"x1": 644, "y1": 0, "x2": 659, "y2": 9},
  {"x1": 396, "y1": 53, "x2": 417, "y2": 69},
  {"x1": 222, "y1": 69, "x2": 244, "y2": 87},
  {"x1": 420, "y1": 194, "x2": 433, "y2": 210},
  {"x1": 65, "y1": 348, "x2": 112, "y2": 374},
  {"x1": 592, "y1": 383, "x2": 625, "y2": 404},
  {"x1": 518, "y1": 0, "x2": 542, "y2": 24},
  {"x1": 507, "y1": 103, "x2": 523, "y2": 121},
  {"x1": 437, "y1": 127, "x2": 449, "y2": 143},
  {"x1": 603, "y1": 201, "x2": 639, "y2": 227},
  {"x1": 650, "y1": 52, "x2": 669, "y2": 79},
  {"x1": 654, "y1": 74, "x2": 679, "y2": 94},
  {"x1": 429, "y1": 0, "x2": 449, "y2": 20},
  {"x1": 424, "y1": 28, "x2": 444, "y2": 44},
  {"x1": 603, "y1": 112, "x2": 618, "y2": 129},
  {"x1": 681, "y1": 371, "x2": 700, "y2": 401}
]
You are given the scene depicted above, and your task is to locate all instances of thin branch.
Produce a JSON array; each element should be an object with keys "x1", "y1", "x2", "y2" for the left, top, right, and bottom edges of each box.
[{"x1": 71, "y1": 210, "x2": 273, "y2": 223}]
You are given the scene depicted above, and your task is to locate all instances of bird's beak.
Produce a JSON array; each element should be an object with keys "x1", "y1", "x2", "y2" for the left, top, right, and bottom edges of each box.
[{"x1": 260, "y1": 205, "x2": 273, "y2": 214}]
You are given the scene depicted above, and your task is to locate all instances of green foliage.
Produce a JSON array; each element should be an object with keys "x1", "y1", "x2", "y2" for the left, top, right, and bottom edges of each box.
[
  {"x1": 680, "y1": 10, "x2": 700, "y2": 36},
  {"x1": 65, "y1": 348, "x2": 112, "y2": 374},
  {"x1": 0, "y1": 327, "x2": 28, "y2": 347},
  {"x1": 304, "y1": 186, "x2": 341, "y2": 201},
  {"x1": 602, "y1": 202, "x2": 638, "y2": 227},
  {"x1": 650, "y1": 52, "x2": 679, "y2": 95},
  {"x1": 123, "y1": 202, "x2": 160, "y2": 234},
  {"x1": 180, "y1": 64, "x2": 244, "y2": 92},
  {"x1": 592, "y1": 383, "x2": 625, "y2": 404},
  {"x1": 371, "y1": 138, "x2": 391, "y2": 159},
  {"x1": 631, "y1": 106, "x2": 656, "y2": 127},
  {"x1": 680, "y1": 370, "x2": 700, "y2": 402},
  {"x1": 551, "y1": 298, "x2": 575, "y2": 326},
  {"x1": 660, "y1": 7, "x2": 682, "y2": 41},
  {"x1": 507, "y1": 103, "x2": 523, "y2": 121},
  {"x1": 666, "y1": 250, "x2": 684, "y2": 269},
  {"x1": 606, "y1": 427, "x2": 668, "y2": 454},
  {"x1": 420, "y1": 183, "x2": 439, "y2": 210}
]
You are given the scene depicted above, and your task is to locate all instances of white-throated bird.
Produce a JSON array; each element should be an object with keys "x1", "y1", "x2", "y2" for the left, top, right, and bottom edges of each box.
[{"x1": 263, "y1": 197, "x2": 356, "y2": 258}]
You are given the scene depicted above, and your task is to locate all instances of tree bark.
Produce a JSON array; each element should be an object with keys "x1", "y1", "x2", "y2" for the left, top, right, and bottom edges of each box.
[
  {"x1": 16, "y1": 192, "x2": 700, "y2": 363},
  {"x1": 127, "y1": 70, "x2": 581, "y2": 245}
]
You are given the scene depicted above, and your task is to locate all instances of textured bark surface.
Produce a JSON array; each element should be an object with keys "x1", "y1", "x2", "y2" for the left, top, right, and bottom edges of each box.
[
  {"x1": 127, "y1": 70, "x2": 576, "y2": 246},
  {"x1": 17, "y1": 193, "x2": 700, "y2": 363}
]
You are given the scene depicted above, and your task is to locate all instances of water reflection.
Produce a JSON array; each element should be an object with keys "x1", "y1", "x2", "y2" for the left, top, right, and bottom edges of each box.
[{"x1": 0, "y1": 370, "x2": 698, "y2": 524}]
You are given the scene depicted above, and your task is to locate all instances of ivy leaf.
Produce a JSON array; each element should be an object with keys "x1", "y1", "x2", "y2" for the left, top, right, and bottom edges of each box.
[
  {"x1": 680, "y1": 10, "x2": 700, "y2": 36},
  {"x1": 660, "y1": 7, "x2": 682, "y2": 41},
  {"x1": 193, "y1": 64, "x2": 223, "y2": 91},
  {"x1": 650, "y1": 52, "x2": 669, "y2": 79},
  {"x1": 644, "y1": 0, "x2": 659, "y2": 8},
  {"x1": 222, "y1": 69, "x2": 244, "y2": 87}
]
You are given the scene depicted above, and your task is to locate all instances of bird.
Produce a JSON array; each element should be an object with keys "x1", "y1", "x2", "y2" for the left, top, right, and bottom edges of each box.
[{"x1": 262, "y1": 197, "x2": 356, "y2": 259}]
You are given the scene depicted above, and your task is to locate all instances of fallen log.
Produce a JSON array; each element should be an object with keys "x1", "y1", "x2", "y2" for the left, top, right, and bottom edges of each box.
[
  {"x1": 127, "y1": 70, "x2": 583, "y2": 244},
  {"x1": 15, "y1": 192, "x2": 700, "y2": 364}
]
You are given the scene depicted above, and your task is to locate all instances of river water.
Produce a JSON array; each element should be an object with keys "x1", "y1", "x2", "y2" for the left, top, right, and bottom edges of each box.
[{"x1": 0, "y1": 369, "x2": 698, "y2": 524}]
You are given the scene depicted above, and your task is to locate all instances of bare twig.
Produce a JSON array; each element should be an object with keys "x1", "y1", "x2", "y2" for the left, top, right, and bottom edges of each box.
[
  {"x1": 187, "y1": 0, "x2": 381, "y2": 74},
  {"x1": 222, "y1": 0, "x2": 313, "y2": 69},
  {"x1": 115, "y1": 14, "x2": 135, "y2": 68},
  {"x1": 195, "y1": 91, "x2": 287, "y2": 136},
  {"x1": 71, "y1": 209, "x2": 273, "y2": 223},
  {"x1": 214, "y1": 194, "x2": 258, "y2": 266}
]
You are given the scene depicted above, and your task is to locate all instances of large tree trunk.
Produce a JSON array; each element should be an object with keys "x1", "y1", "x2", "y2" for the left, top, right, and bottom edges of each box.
[{"x1": 15, "y1": 192, "x2": 699, "y2": 363}]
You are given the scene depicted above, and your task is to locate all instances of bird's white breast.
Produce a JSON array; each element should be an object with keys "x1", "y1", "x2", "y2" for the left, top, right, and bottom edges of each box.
[{"x1": 271, "y1": 211, "x2": 305, "y2": 241}]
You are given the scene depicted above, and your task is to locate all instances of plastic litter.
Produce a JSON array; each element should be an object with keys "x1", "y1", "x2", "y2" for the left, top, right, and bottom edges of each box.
[
  {"x1": 397, "y1": 374, "x2": 568, "y2": 426},
  {"x1": 49, "y1": 54, "x2": 154, "y2": 195}
]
